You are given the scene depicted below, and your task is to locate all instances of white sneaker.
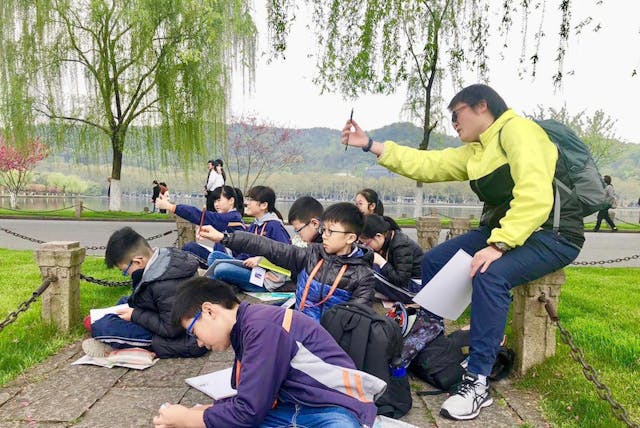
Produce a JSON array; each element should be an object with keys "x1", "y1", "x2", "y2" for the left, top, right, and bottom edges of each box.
[
  {"x1": 440, "y1": 372, "x2": 493, "y2": 420},
  {"x1": 82, "y1": 338, "x2": 113, "y2": 358}
]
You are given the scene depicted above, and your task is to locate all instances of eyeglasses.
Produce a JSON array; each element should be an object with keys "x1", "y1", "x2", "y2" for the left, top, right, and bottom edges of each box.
[
  {"x1": 451, "y1": 104, "x2": 470, "y2": 123},
  {"x1": 318, "y1": 225, "x2": 354, "y2": 237},
  {"x1": 186, "y1": 310, "x2": 202, "y2": 338},
  {"x1": 358, "y1": 237, "x2": 373, "y2": 247},
  {"x1": 294, "y1": 222, "x2": 310, "y2": 234},
  {"x1": 121, "y1": 260, "x2": 134, "y2": 276}
]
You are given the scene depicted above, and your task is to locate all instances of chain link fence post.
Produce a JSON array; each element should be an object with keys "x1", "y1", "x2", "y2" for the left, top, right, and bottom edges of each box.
[
  {"x1": 34, "y1": 241, "x2": 86, "y2": 332},
  {"x1": 446, "y1": 217, "x2": 472, "y2": 240},
  {"x1": 175, "y1": 216, "x2": 195, "y2": 248},
  {"x1": 512, "y1": 269, "x2": 565, "y2": 375},
  {"x1": 415, "y1": 216, "x2": 441, "y2": 250}
]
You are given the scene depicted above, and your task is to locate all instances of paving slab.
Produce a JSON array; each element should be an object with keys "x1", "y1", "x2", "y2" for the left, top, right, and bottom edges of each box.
[{"x1": 0, "y1": 361, "x2": 125, "y2": 423}]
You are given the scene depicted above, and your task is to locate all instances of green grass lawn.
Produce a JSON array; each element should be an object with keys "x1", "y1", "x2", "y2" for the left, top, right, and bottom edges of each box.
[
  {"x1": 0, "y1": 249, "x2": 638, "y2": 427},
  {"x1": 0, "y1": 248, "x2": 129, "y2": 385}
]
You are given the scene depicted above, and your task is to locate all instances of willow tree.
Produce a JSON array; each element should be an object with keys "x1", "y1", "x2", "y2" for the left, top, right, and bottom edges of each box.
[
  {"x1": 0, "y1": 0, "x2": 256, "y2": 210},
  {"x1": 268, "y1": 0, "x2": 598, "y2": 217}
]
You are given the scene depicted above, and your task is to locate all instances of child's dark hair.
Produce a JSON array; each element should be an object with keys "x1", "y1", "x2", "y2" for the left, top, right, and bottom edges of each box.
[
  {"x1": 361, "y1": 215, "x2": 400, "y2": 238},
  {"x1": 213, "y1": 158, "x2": 226, "y2": 181},
  {"x1": 322, "y1": 202, "x2": 365, "y2": 235},
  {"x1": 211, "y1": 185, "x2": 244, "y2": 212},
  {"x1": 357, "y1": 188, "x2": 384, "y2": 215},
  {"x1": 247, "y1": 185, "x2": 283, "y2": 220},
  {"x1": 104, "y1": 227, "x2": 152, "y2": 268},
  {"x1": 288, "y1": 196, "x2": 323, "y2": 224},
  {"x1": 171, "y1": 277, "x2": 240, "y2": 327}
]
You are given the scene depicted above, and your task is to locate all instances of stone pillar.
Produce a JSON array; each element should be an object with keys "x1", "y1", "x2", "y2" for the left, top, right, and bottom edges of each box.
[
  {"x1": 176, "y1": 216, "x2": 195, "y2": 248},
  {"x1": 511, "y1": 269, "x2": 565, "y2": 375},
  {"x1": 74, "y1": 198, "x2": 83, "y2": 218},
  {"x1": 415, "y1": 216, "x2": 441, "y2": 251},
  {"x1": 447, "y1": 217, "x2": 471, "y2": 240},
  {"x1": 34, "y1": 241, "x2": 86, "y2": 332}
]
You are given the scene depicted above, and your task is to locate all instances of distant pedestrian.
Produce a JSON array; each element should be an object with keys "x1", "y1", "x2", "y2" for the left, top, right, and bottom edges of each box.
[
  {"x1": 158, "y1": 182, "x2": 169, "y2": 214},
  {"x1": 593, "y1": 175, "x2": 617, "y2": 232},
  {"x1": 151, "y1": 180, "x2": 160, "y2": 213},
  {"x1": 107, "y1": 176, "x2": 111, "y2": 198},
  {"x1": 204, "y1": 159, "x2": 225, "y2": 211}
]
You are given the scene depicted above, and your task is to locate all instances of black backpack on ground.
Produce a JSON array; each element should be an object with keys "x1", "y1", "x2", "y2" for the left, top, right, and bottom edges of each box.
[
  {"x1": 410, "y1": 329, "x2": 515, "y2": 393},
  {"x1": 320, "y1": 302, "x2": 412, "y2": 419}
]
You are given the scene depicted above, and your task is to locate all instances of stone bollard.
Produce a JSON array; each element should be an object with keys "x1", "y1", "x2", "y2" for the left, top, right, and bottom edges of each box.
[
  {"x1": 511, "y1": 269, "x2": 565, "y2": 375},
  {"x1": 74, "y1": 198, "x2": 83, "y2": 218},
  {"x1": 34, "y1": 241, "x2": 86, "y2": 332},
  {"x1": 176, "y1": 216, "x2": 195, "y2": 248},
  {"x1": 447, "y1": 217, "x2": 471, "y2": 240},
  {"x1": 415, "y1": 216, "x2": 441, "y2": 251}
]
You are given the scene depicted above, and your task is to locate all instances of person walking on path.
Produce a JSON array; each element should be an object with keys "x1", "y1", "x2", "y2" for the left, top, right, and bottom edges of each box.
[
  {"x1": 204, "y1": 159, "x2": 225, "y2": 212},
  {"x1": 151, "y1": 180, "x2": 160, "y2": 213},
  {"x1": 341, "y1": 83, "x2": 583, "y2": 421},
  {"x1": 593, "y1": 175, "x2": 618, "y2": 232}
]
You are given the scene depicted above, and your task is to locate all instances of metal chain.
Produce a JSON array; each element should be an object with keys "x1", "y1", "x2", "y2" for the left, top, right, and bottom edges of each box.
[
  {"x1": 572, "y1": 254, "x2": 640, "y2": 266},
  {"x1": 0, "y1": 226, "x2": 45, "y2": 244},
  {"x1": 79, "y1": 273, "x2": 132, "y2": 287},
  {"x1": 0, "y1": 276, "x2": 56, "y2": 333},
  {"x1": 540, "y1": 293, "x2": 640, "y2": 428}
]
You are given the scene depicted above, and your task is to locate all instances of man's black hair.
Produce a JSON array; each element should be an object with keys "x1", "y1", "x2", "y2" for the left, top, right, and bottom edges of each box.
[
  {"x1": 447, "y1": 84, "x2": 508, "y2": 119},
  {"x1": 288, "y1": 196, "x2": 323, "y2": 224},
  {"x1": 104, "y1": 227, "x2": 151, "y2": 268},
  {"x1": 321, "y1": 202, "x2": 365, "y2": 235},
  {"x1": 171, "y1": 277, "x2": 240, "y2": 326},
  {"x1": 208, "y1": 159, "x2": 215, "y2": 165}
]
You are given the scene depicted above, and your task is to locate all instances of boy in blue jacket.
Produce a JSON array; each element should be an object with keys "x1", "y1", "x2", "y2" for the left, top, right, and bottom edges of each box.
[
  {"x1": 199, "y1": 202, "x2": 376, "y2": 321},
  {"x1": 153, "y1": 278, "x2": 385, "y2": 428}
]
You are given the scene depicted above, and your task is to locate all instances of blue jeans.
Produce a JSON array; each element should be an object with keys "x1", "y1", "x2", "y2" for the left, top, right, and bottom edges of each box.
[
  {"x1": 207, "y1": 251, "x2": 265, "y2": 293},
  {"x1": 422, "y1": 226, "x2": 580, "y2": 376},
  {"x1": 259, "y1": 403, "x2": 360, "y2": 428}
]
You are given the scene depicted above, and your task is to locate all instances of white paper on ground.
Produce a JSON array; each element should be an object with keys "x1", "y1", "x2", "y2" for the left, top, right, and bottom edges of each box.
[
  {"x1": 373, "y1": 415, "x2": 419, "y2": 428},
  {"x1": 89, "y1": 303, "x2": 131, "y2": 323},
  {"x1": 71, "y1": 353, "x2": 158, "y2": 370},
  {"x1": 185, "y1": 367, "x2": 238, "y2": 400},
  {"x1": 411, "y1": 249, "x2": 473, "y2": 320}
]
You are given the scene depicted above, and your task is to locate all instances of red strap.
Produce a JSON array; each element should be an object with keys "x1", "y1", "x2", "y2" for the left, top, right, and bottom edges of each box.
[{"x1": 298, "y1": 260, "x2": 347, "y2": 311}]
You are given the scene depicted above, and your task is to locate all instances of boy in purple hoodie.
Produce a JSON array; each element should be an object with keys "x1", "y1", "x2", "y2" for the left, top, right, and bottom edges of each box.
[{"x1": 153, "y1": 278, "x2": 385, "y2": 428}]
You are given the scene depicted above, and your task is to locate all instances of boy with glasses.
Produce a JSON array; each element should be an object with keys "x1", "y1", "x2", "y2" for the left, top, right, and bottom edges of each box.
[
  {"x1": 198, "y1": 202, "x2": 376, "y2": 322},
  {"x1": 288, "y1": 196, "x2": 324, "y2": 244},
  {"x1": 153, "y1": 278, "x2": 384, "y2": 428},
  {"x1": 82, "y1": 227, "x2": 207, "y2": 359}
]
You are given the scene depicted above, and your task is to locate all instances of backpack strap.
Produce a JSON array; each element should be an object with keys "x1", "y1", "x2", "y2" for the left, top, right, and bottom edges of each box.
[
  {"x1": 498, "y1": 121, "x2": 562, "y2": 232},
  {"x1": 298, "y1": 260, "x2": 347, "y2": 310}
]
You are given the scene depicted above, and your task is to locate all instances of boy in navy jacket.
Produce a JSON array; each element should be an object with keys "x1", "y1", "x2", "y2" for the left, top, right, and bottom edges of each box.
[
  {"x1": 199, "y1": 202, "x2": 376, "y2": 321},
  {"x1": 153, "y1": 278, "x2": 384, "y2": 428}
]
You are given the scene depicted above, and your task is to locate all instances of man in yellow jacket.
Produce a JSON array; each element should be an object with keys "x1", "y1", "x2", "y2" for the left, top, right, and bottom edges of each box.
[{"x1": 342, "y1": 84, "x2": 584, "y2": 421}]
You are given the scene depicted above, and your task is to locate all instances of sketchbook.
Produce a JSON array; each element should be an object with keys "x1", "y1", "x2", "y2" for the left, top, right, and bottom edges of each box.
[
  {"x1": 89, "y1": 303, "x2": 131, "y2": 323},
  {"x1": 185, "y1": 367, "x2": 238, "y2": 400}
]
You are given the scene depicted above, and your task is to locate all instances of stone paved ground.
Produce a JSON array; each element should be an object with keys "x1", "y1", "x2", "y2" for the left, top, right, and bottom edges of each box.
[{"x1": 0, "y1": 339, "x2": 549, "y2": 427}]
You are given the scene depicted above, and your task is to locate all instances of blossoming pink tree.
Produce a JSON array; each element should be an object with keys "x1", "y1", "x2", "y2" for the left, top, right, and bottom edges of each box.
[{"x1": 0, "y1": 136, "x2": 50, "y2": 208}]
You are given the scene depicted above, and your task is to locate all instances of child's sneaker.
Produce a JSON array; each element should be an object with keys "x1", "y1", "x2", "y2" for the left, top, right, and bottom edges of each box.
[
  {"x1": 82, "y1": 338, "x2": 113, "y2": 358},
  {"x1": 440, "y1": 372, "x2": 493, "y2": 420}
]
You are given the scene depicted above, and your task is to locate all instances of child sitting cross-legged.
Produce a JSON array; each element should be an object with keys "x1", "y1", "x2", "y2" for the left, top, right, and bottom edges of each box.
[
  {"x1": 153, "y1": 278, "x2": 385, "y2": 428},
  {"x1": 198, "y1": 202, "x2": 376, "y2": 322}
]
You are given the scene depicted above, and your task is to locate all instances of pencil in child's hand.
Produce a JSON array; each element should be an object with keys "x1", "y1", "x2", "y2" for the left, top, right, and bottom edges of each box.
[
  {"x1": 196, "y1": 205, "x2": 206, "y2": 239},
  {"x1": 345, "y1": 108, "x2": 354, "y2": 151}
]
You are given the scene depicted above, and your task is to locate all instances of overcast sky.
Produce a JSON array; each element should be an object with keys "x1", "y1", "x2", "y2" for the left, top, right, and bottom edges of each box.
[{"x1": 231, "y1": 1, "x2": 640, "y2": 144}]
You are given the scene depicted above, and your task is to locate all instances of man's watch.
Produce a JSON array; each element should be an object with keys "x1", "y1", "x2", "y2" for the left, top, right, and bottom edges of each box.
[
  {"x1": 491, "y1": 242, "x2": 512, "y2": 253},
  {"x1": 221, "y1": 232, "x2": 232, "y2": 245},
  {"x1": 362, "y1": 137, "x2": 374, "y2": 152}
]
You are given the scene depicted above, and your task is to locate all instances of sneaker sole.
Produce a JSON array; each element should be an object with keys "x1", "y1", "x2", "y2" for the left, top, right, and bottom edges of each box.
[
  {"x1": 440, "y1": 397, "x2": 494, "y2": 420},
  {"x1": 82, "y1": 339, "x2": 112, "y2": 358}
]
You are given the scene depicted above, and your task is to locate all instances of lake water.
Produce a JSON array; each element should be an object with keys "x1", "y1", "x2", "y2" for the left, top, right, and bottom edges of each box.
[{"x1": 2, "y1": 194, "x2": 639, "y2": 224}]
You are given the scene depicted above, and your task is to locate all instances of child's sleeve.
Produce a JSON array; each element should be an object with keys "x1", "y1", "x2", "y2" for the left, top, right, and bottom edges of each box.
[
  {"x1": 348, "y1": 267, "x2": 375, "y2": 306},
  {"x1": 226, "y1": 231, "x2": 306, "y2": 273}
]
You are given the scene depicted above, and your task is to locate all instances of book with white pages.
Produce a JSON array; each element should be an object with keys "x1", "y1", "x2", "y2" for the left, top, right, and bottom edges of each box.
[
  {"x1": 90, "y1": 303, "x2": 131, "y2": 323},
  {"x1": 185, "y1": 367, "x2": 238, "y2": 400}
]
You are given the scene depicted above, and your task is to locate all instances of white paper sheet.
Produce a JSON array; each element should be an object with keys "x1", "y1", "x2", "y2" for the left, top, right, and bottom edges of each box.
[
  {"x1": 89, "y1": 303, "x2": 131, "y2": 323},
  {"x1": 185, "y1": 367, "x2": 238, "y2": 400},
  {"x1": 249, "y1": 266, "x2": 266, "y2": 286},
  {"x1": 412, "y1": 249, "x2": 473, "y2": 320}
]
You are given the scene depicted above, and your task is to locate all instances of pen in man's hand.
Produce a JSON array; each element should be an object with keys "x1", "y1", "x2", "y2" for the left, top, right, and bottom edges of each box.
[{"x1": 345, "y1": 108, "x2": 354, "y2": 151}]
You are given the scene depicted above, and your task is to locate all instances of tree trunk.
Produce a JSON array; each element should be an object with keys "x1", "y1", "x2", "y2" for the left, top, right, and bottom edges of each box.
[
  {"x1": 9, "y1": 192, "x2": 17, "y2": 209},
  {"x1": 109, "y1": 137, "x2": 123, "y2": 211},
  {"x1": 414, "y1": 181, "x2": 423, "y2": 218}
]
